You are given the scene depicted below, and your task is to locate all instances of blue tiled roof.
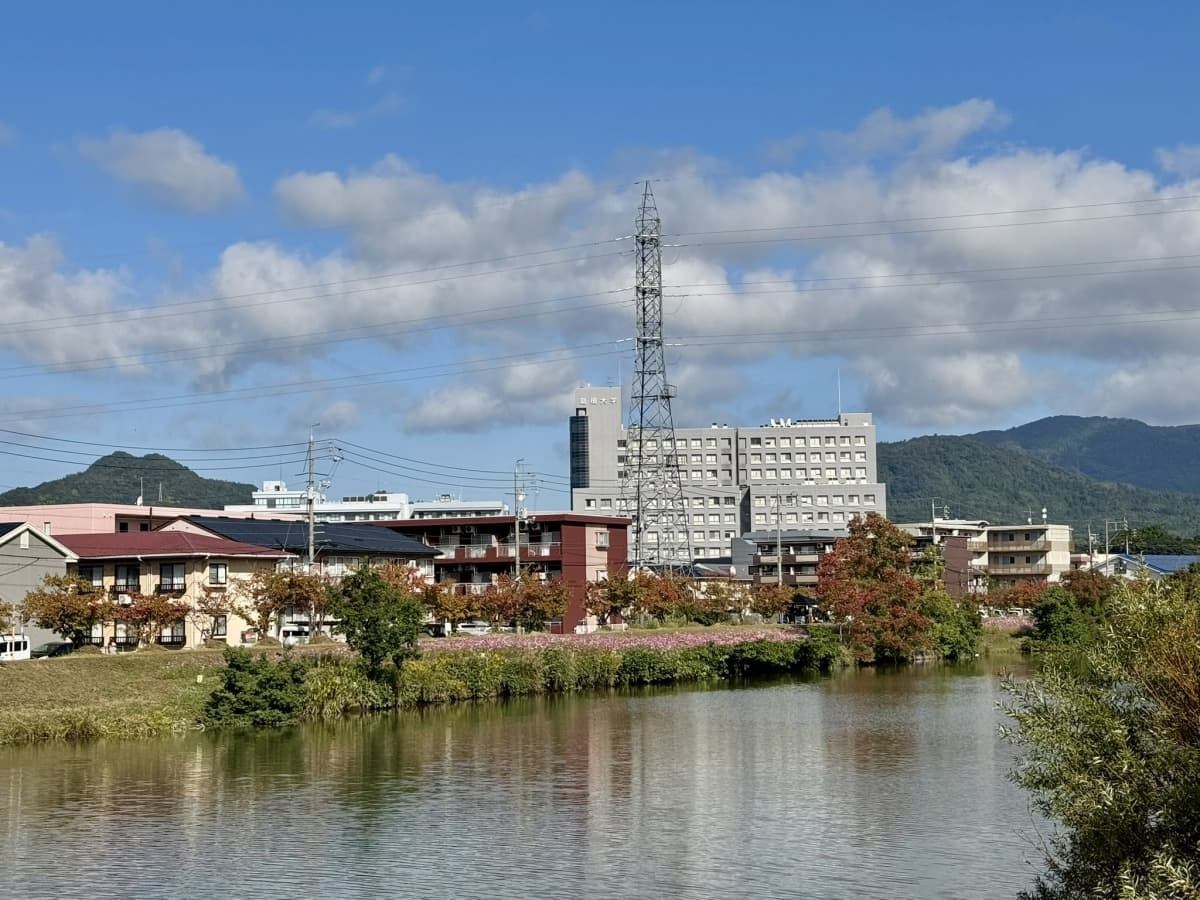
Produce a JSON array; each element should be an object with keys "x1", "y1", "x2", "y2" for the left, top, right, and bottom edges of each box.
[
  {"x1": 1122, "y1": 554, "x2": 1200, "y2": 574},
  {"x1": 185, "y1": 517, "x2": 437, "y2": 557}
]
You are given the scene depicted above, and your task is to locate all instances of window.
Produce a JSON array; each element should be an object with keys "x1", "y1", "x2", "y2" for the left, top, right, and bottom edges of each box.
[
  {"x1": 855, "y1": 435, "x2": 866, "y2": 446},
  {"x1": 765, "y1": 453, "x2": 776, "y2": 463},
  {"x1": 690, "y1": 454, "x2": 701, "y2": 463},
  {"x1": 849, "y1": 494, "x2": 860, "y2": 505},
  {"x1": 816, "y1": 496, "x2": 828, "y2": 506},
  {"x1": 840, "y1": 451, "x2": 851, "y2": 461},
  {"x1": 855, "y1": 468, "x2": 867, "y2": 479},
  {"x1": 750, "y1": 453, "x2": 762, "y2": 463},
  {"x1": 693, "y1": 531, "x2": 706, "y2": 543},
  {"x1": 595, "y1": 530, "x2": 610, "y2": 549},
  {"x1": 855, "y1": 451, "x2": 867, "y2": 461},
  {"x1": 825, "y1": 436, "x2": 836, "y2": 446},
  {"x1": 723, "y1": 513, "x2": 735, "y2": 524},
  {"x1": 209, "y1": 562, "x2": 228, "y2": 586},
  {"x1": 779, "y1": 438, "x2": 791, "y2": 448},
  {"x1": 840, "y1": 436, "x2": 851, "y2": 446},
  {"x1": 691, "y1": 438, "x2": 702, "y2": 448},
  {"x1": 750, "y1": 437, "x2": 761, "y2": 447},
  {"x1": 78, "y1": 565, "x2": 104, "y2": 587},
  {"x1": 809, "y1": 452, "x2": 820, "y2": 462},
  {"x1": 707, "y1": 470, "x2": 718, "y2": 479},
  {"x1": 750, "y1": 470, "x2": 762, "y2": 480},
  {"x1": 833, "y1": 512, "x2": 845, "y2": 522},
  {"x1": 724, "y1": 496, "x2": 736, "y2": 506},
  {"x1": 764, "y1": 437, "x2": 775, "y2": 448},
  {"x1": 825, "y1": 468, "x2": 837, "y2": 479},
  {"x1": 708, "y1": 530, "x2": 720, "y2": 540},
  {"x1": 585, "y1": 498, "x2": 596, "y2": 509},
  {"x1": 802, "y1": 512, "x2": 814, "y2": 523},
  {"x1": 692, "y1": 498, "x2": 705, "y2": 508},
  {"x1": 158, "y1": 562, "x2": 186, "y2": 592},
  {"x1": 785, "y1": 512, "x2": 797, "y2": 524},
  {"x1": 801, "y1": 496, "x2": 813, "y2": 506},
  {"x1": 765, "y1": 469, "x2": 777, "y2": 479},
  {"x1": 211, "y1": 615, "x2": 228, "y2": 638},
  {"x1": 754, "y1": 514, "x2": 767, "y2": 525},
  {"x1": 840, "y1": 468, "x2": 852, "y2": 479},
  {"x1": 780, "y1": 452, "x2": 791, "y2": 463},
  {"x1": 865, "y1": 494, "x2": 876, "y2": 504},
  {"x1": 115, "y1": 564, "x2": 140, "y2": 590},
  {"x1": 753, "y1": 496, "x2": 766, "y2": 507},
  {"x1": 818, "y1": 512, "x2": 830, "y2": 522},
  {"x1": 780, "y1": 468, "x2": 792, "y2": 480},
  {"x1": 691, "y1": 470, "x2": 702, "y2": 480},
  {"x1": 118, "y1": 522, "x2": 129, "y2": 532},
  {"x1": 708, "y1": 514, "x2": 721, "y2": 524},
  {"x1": 599, "y1": 498, "x2": 612, "y2": 509},
  {"x1": 705, "y1": 438, "x2": 716, "y2": 448}
]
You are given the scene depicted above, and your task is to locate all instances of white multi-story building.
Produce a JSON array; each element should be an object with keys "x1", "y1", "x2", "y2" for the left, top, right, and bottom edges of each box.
[
  {"x1": 225, "y1": 483, "x2": 507, "y2": 523},
  {"x1": 569, "y1": 385, "x2": 887, "y2": 560}
]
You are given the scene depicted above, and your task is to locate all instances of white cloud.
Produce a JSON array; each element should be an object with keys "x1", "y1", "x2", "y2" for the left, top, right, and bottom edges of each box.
[
  {"x1": 1155, "y1": 144, "x2": 1200, "y2": 178},
  {"x1": 78, "y1": 128, "x2": 243, "y2": 213},
  {"x1": 822, "y1": 98, "x2": 1009, "y2": 158},
  {"x1": 406, "y1": 359, "x2": 581, "y2": 433},
  {"x1": 22, "y1": 98, "x2": 1200, "y2": 436},
  {"x1": 309, "y1": 91, "x2": 405, "y2": 130}
]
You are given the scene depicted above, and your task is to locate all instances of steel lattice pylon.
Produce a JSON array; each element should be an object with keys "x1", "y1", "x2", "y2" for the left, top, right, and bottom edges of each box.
[{"x1": 621, "y1": 183, "x2": 691, "y2": 569}]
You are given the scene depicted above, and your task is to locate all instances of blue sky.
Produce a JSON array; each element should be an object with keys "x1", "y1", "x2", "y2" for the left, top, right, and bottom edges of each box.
[{"x1": 2, "y1": 2, "x2": 1200, "y2": 507}]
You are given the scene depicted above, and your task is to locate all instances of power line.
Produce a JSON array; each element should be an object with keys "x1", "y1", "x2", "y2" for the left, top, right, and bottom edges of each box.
[
  {"x1": 666, "y1": 192, "x2": 1200, "y2": 237},
  {"x1": 1, "y1": 248, "x2": 630, "y2": 337},
  {"x1": 0, "y1": 427, "x2": 307, "y2": 454},
  {"x1": 0, "y1": 288, "x2": 630, "y2": 382},
  {"x1": 672, "y1": 205, "x2": 1200, "y2": 249}
]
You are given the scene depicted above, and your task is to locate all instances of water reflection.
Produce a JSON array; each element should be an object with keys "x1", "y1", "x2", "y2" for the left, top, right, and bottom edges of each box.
[{"x1": 1, "y1": 662, "x2": 1042, "y2": 899}]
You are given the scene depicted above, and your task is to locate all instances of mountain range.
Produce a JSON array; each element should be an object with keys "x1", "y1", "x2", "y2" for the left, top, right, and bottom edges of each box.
[
  {"x1": 0, "y1": 452, "x2": 255, "y2": 508},
  {"x1": 879, "y1": 416, "x2": 1200, "y2": 538}
]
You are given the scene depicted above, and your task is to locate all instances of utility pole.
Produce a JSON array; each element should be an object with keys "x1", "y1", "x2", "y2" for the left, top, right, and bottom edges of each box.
[
  {"x1": 513, "y1": 459, "x2": 528, "y2": 579},
  {"x1": 620, "y1": 181, "x2": 690, "y2": 570},
  {"x1": 775, "y1": 493, "x2": 783, "y2": 587},
  {"x1": 305, "y1": 425, "x2": 318, "y2": 574}
]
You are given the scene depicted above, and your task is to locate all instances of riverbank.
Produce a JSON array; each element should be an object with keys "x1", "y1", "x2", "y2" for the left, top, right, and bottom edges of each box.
[{"x1": 0, "y1": 626, "x2": 832, "y2": 745}]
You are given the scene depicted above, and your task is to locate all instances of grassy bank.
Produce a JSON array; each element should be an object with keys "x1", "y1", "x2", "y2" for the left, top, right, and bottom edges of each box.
[
  {"x1": 0, "y1": 627, "x2": 836, "y2": 746},
  {"x1": 979, "y1": 620, "x2": 1031, "y2": 658}
]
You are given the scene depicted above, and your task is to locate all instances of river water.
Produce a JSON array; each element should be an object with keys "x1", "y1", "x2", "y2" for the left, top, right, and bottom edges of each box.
[{"x1": 0, "y1": 662, "x2": 1045, "y2": 899}]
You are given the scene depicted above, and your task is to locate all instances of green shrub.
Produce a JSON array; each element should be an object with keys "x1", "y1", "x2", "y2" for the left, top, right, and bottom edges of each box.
[
  {"x1": 542, "y1": 647, "x2": 578, "y2": 692},
  {"x1": 573, "y1": 649, "x2": 622, "y2": 688},
  {"x1": 1032, "y1": 587, "x2": 1088, "y2": 647},
  {"x1": 203, "y1": 647, "x2": 310, "y2": 729},
  {"x1": 920, "y1": 591, "x2": 983, "y2": 661},
  {"x1": 800, "y1": 625, "x2": 845, "y2": 670},
  {"x1": 303, "y1": 661, "x2": 390, "y2": 720},
  {"x1": 396, "y1": 658, "x2": 471, "y2": 704},
  {"x1": 498, "y1": 652, "x2": 545, "y2": 696}
]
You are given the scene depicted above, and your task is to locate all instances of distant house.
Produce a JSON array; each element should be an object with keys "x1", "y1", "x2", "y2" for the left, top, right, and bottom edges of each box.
[
  {"x1": 1092, "y1": 554, "x2": 1200, "y2": 580},
  {"x1": 56, "y1": 531, "x2": 294, "y2": 649},
  {"x1": 0, "y1": 523, "x2": 79, "y2": 645}
]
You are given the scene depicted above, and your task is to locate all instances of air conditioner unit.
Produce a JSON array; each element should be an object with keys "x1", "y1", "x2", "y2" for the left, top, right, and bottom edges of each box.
[{"x1": 463, "y1": 525, "x2": 475, "y2": 535}]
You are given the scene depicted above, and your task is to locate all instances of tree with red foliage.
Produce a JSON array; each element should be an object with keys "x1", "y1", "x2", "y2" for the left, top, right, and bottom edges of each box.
[
  {"x1": 817, "y1": 513, "x2": 929, "y2": 662},
  {"x1": 117, "y1": 592, "x2": 190, "y2": 647}
]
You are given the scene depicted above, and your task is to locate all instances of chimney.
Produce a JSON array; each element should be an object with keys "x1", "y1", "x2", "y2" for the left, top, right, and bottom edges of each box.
[{"x1": 42, "y1": 522, "x2": 52, "y2": 536}]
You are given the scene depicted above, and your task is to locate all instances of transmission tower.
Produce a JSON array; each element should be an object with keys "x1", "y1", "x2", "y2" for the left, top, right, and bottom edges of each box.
[{"x1": 621, "y1": 182, "x2": 691, "y2": 569}]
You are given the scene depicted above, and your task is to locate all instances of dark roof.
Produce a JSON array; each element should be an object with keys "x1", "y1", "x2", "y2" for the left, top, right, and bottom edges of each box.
[
  {"x1": 0, "y1": 523, "x2": 22, "y2": 538},
  {"x1": 1121, "y1": 554, "x2": 1200, "y2": 574},
  {"x1": 58, "y1": 532, "x2": 293, "y2": 560},
  {"x1": 374, "y1": 513, "x2": 631, "y2": 529},
  {"x1": 184, "y1": 516, "x2": 437, "y2": 557}
]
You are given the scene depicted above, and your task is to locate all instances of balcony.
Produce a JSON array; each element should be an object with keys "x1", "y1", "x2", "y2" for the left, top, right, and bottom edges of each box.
[
  {"x1": 452, "y1": 582, "x2": 492, "y2": 596},
  {"x1": 434, "y1": 543, "x2": 561, "y2": 563},
  {"x1": 987, "y1": 540, "x2": 1049, "y2": 552},
  {"x1": 156, "y1": 581, "x2": 187, "y2": 595},
  {"x1": 750, "y1": 573, "x2": 818, "y2": 587},
  {"x1": 109, "y1": 583, "x2": 141, "y2": 595},
  {"x1": 155, "y1": 634, "x2": 186, "y2": 648},
  {"x1": 987, "y1": 563, "x2": 1052, "y2": 576},
  {"x1": 754, "y1": 551, "x2": 822, "y2": 566}
]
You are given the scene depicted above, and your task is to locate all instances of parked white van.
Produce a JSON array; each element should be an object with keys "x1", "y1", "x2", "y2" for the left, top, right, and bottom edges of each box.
[{"x1": 0, "y1": 634, "x2": 31, "y2": 662}]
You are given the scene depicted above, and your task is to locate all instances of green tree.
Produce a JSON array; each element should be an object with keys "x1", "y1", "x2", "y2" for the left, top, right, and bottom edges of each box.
[
  {"x1": 1031, "y1": 586, "x2": 1088, "y2": 647},
  {"x1": 918, "y1": 590, "x2": 981, "y2": 660},
  {"x1": 21, "y1": 574, "x2": 114, "y2": 647},
  {"x1": 1003, "y1": 578, "x2": 1200, "y2": 899},
  {"x1": 331, "y1": 566, "x2": 425, "y2": 675}
]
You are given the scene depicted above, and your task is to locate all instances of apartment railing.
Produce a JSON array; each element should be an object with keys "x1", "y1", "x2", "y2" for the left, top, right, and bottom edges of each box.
[
  {"x1": 987, "y1": 563, "x2": 1053, "y2": 576},
  {"x1": 156, "y1": 580, "x2": 187, "y2": 594},
  {"x1": 987, "y1": 540, "x2": 1049, "y2": 552}
]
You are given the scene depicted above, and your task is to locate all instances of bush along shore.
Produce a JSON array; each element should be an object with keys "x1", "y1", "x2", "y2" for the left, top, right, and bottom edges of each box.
[{"x1": 0, "y1": 628, "x2": 841, "y2": 745}]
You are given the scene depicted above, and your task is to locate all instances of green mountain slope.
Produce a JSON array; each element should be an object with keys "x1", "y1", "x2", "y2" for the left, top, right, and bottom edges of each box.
[
  {"x1": 0, "y1": 452, "x2": 254, "y2": 508},
  {"x1": 971, "y1": 415, "x2": 1200, "y2": 494},
  {"x1": 878, "y1": 435, "x2": 1200, "y2": 537}
]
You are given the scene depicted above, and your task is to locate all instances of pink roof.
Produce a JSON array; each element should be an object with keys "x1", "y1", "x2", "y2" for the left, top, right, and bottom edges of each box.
[{"x1": 56, "y1": 531, "x2": 294, "y2": 560}]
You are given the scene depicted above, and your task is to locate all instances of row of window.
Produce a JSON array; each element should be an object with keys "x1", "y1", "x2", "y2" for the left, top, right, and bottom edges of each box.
[
  {"x1": 749, "y1": 467, "x2": 868, "y2": 481},
  {"x1": 747, "y1": 435, "x2": 866, "y2": 448},
  {"x1": 748, "y1": 451, "x2": 866, "y2": 463},
  {"x1": 77, "y1": 562, "x2": 228, "y2": 588},
  {"x1": 688, "y1": 513, "x2": 738, "y2": 525},
  {"x1": 752, "y1": 493, "x2": 878, "y2": 507},
  {"x1": 754, "y1": 511, "x2": 850, "y2": 524},
  {"x1": 620, "y1": 437, "x2": 733, "y2": 450}
]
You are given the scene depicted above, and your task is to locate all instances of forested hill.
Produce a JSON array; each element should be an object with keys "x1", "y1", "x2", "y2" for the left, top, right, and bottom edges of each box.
[
  {"x1": 878, "y1": 435, "x2": 1200, "y2": 537},
  {"x1": 970, "y1": 416, "x2": 1200, "y2": 494},
  {"x1": 0, "y1": 453, "x2": 255, "y2": 508}
]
